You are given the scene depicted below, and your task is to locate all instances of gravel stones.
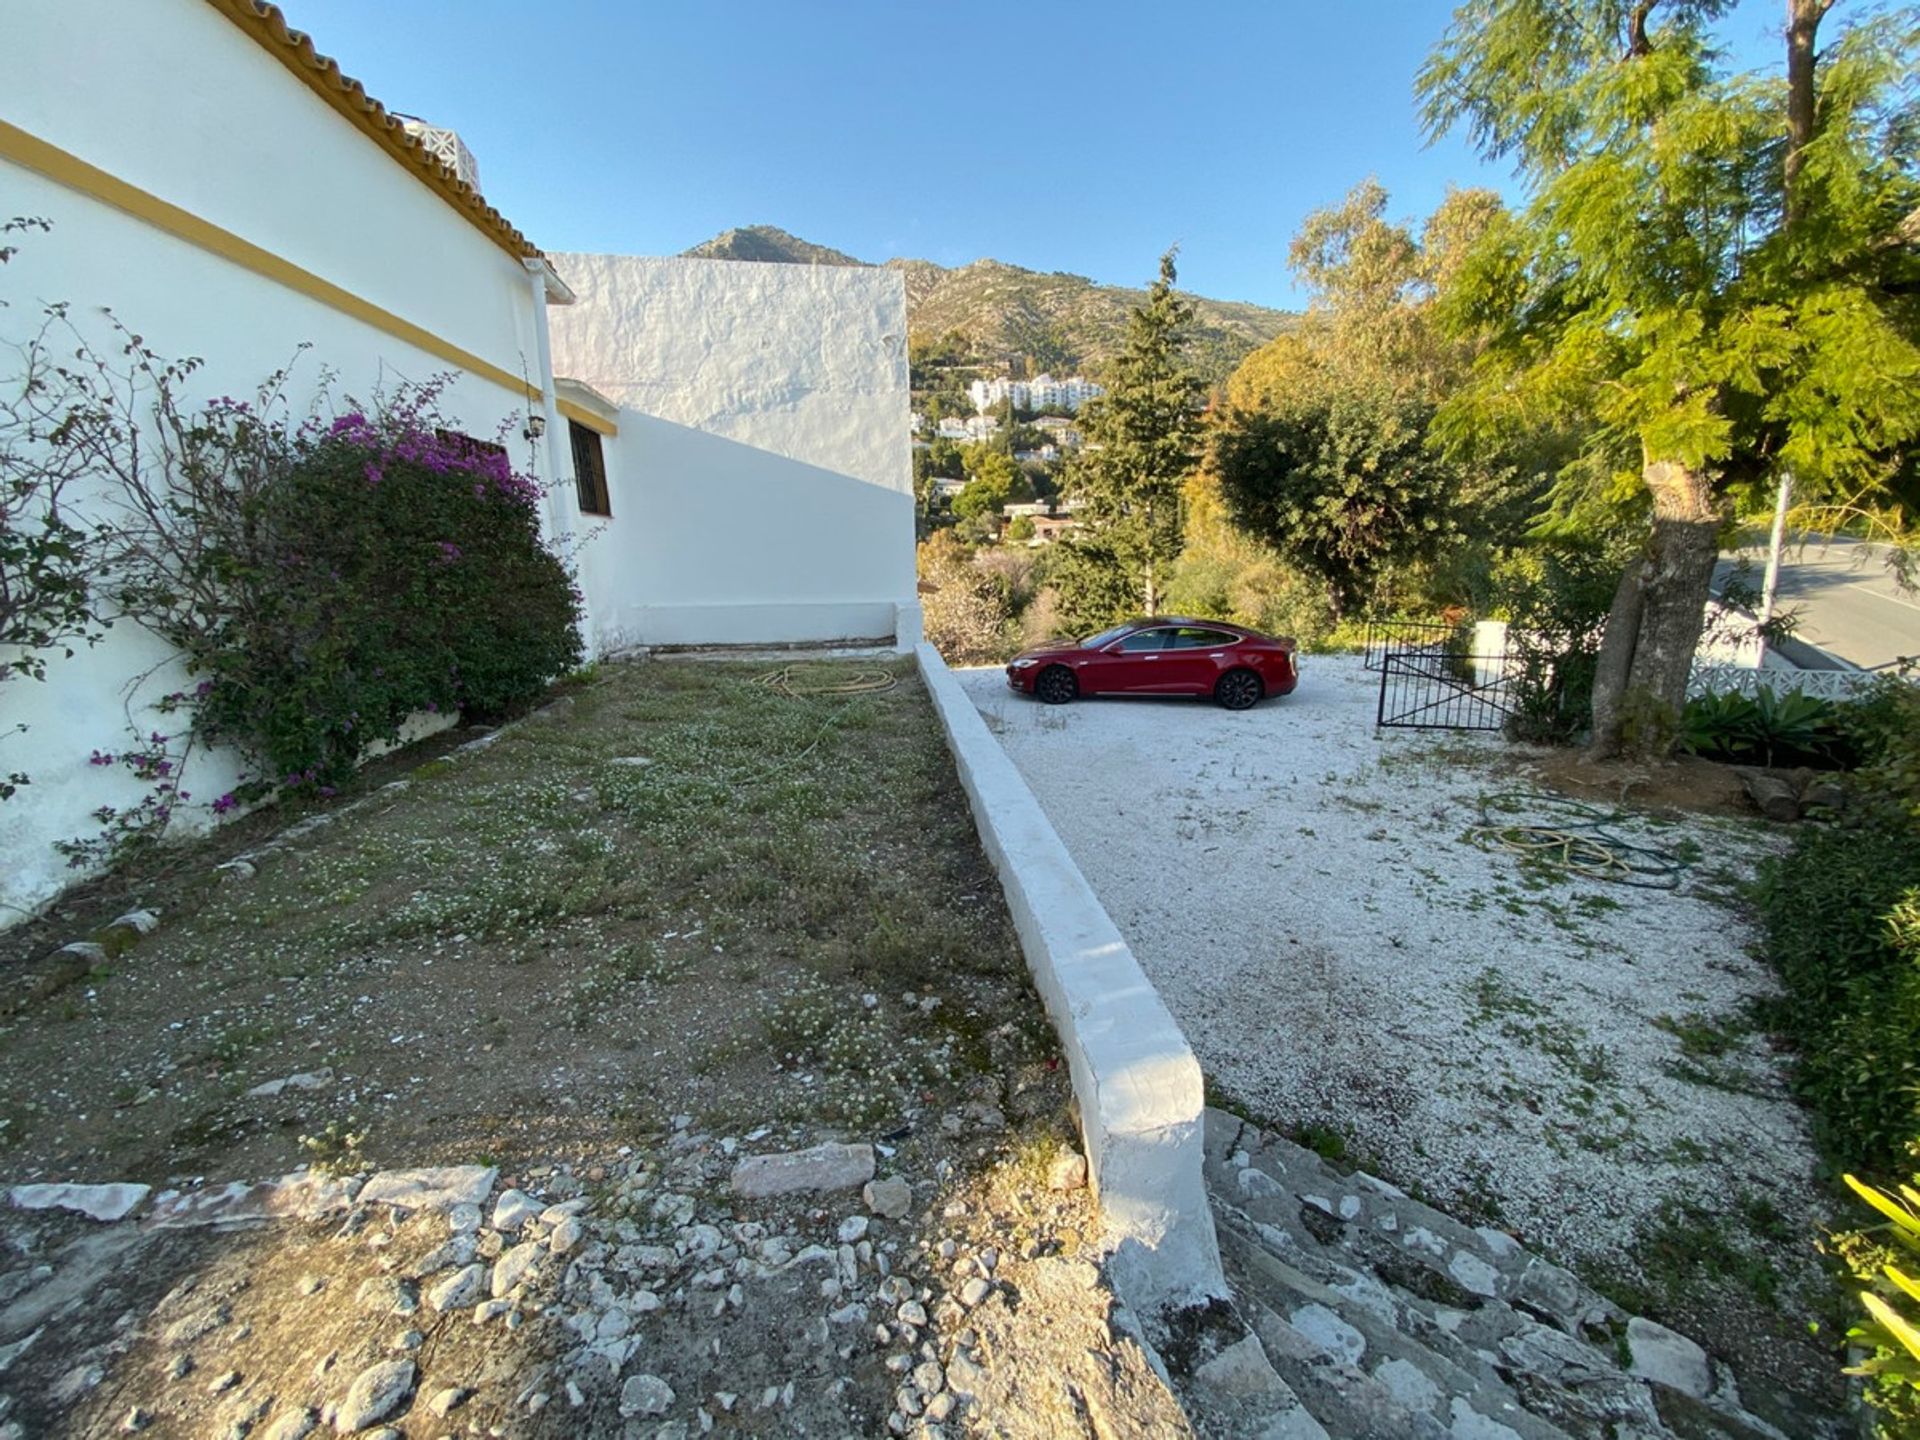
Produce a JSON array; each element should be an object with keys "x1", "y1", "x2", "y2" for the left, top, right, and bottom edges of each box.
[
  {"x1": 548, "y1": 1215, "x2": 584, "y2": 1254},
  {"x1": 357, "y1": 1166, "x2": 497, "y2": 1213},
  {"x1": 331, "y1": 1359, "x2": 413, "y2": 1433},
  {"x1": 730, "y1": 1143, "x2": 875, "y2": 1198}
]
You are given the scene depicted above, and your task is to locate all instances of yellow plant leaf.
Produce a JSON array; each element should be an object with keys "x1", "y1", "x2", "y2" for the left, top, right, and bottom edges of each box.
[
  {"x1": 1862, "y1": 1293, "x2": 1920, "y2": 1363},
  {"x1": 1846, "y1": 1174, "x2": 1920, "y2": 1233},
  {"x1": 1888, "y1": 1266, "x2": 1920, "y2": 1306}
]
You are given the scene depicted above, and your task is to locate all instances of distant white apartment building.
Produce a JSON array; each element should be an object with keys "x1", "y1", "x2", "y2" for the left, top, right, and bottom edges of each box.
[
  {"x1": 968, "y1": 373, "x2": 1104, "y2": 414},
  {"x1": 934, "y1": 414, "x2": 1001, "y2": 442}
]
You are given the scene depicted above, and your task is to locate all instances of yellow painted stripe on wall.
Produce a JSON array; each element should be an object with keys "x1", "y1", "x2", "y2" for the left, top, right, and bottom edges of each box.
[
  {"x1": 556, "y1": 397, "x2": 619, "y2": 437},
  {"x1": 0, "y1": 118, "x2": 542, "y2": 405}
]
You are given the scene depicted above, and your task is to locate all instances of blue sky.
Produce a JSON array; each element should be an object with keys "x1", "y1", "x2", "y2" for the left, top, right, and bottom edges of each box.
[{"x1": 306, "y1": 1, "x2": 1790, "y2": 311}]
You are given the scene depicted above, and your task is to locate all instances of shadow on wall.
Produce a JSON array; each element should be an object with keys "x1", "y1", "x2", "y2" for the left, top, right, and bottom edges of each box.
[{"x1": 580, "y1": 411, "x2": 917, "y2": 650}]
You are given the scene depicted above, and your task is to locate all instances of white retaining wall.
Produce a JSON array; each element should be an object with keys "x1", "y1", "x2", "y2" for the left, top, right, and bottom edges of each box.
[
  {"x1": 913, "y1": 645, "x2": 1226, "y2": 1321},
  {"x1": 547, "y1": 255, "x2": 920, "y2": 652}
]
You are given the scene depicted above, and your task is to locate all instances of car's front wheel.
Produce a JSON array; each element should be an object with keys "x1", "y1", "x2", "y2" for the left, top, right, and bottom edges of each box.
[
  {"x1": 1214, "y1": 669, "x2": 1263, "y2": 711},
  {"x1": 1035, "y1": 665, "x2": 1078, "y2": 705}
]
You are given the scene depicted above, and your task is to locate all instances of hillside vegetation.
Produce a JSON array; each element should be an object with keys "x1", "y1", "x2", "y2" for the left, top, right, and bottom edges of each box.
[{"x1": 679, "y1": 225, "x2": 1295, "y2": 382}]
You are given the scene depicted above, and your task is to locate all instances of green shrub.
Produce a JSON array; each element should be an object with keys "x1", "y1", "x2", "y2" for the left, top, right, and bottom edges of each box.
[
  {"x1": 1486, "y1": 540, "x2": 1621, "y2": 745},
  {"x1": 1757, "y1": 671, "x2": 1920, "y2": 1176},
  {"x1": 103, "y1": 375, "x2": 582, "y2": 795}
]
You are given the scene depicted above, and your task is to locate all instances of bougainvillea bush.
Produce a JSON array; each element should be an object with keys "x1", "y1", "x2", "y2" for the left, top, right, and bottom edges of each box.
[{"x1": 93, "y1": 357, "x2": 582, "y2": 797}]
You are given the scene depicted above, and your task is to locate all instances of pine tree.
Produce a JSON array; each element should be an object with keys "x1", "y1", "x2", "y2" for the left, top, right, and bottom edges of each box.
[{"x1": 1067, "y1": 251, "x2": 1205, "y2": 616}]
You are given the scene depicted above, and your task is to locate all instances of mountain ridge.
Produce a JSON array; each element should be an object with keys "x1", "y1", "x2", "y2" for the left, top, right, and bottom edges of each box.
[{"x1": 678, "y1": 225, "x2": 1296, "y2": 382}]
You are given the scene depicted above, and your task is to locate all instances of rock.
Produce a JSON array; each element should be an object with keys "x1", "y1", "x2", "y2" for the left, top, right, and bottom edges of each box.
[
  {"x1": 549, "y1": 1216, "x2": 584, "y2": 1254},
  {"x1": 492, "y1": 1189, "x2": 541, "y2": 1230},
  {"x1": 427, "y1": 1387, "x2": 469, "y2": 1418},
  {"x1": 58, "y1": 942, "x2": 109, "y2": 965},
  {"x1": 1195, "y1": 1335, "x2": 1285, "y2": 1399},
  {"x1": 946, "y1": 1352, "x2": 985, "y2": 1398},
  {"x1": 358, "y1": 1166, "x2": 497, "y2": 1213},
  {"x1": 474, "y1": 1299, "x2": 513, "y2": 1324},
  {"x1": 1372, "y1": 1357, "x2": 1442, "y2": 1415},
  {"x1": 926, "y1": 1392, "x2": 956, "y2": 1423},
  {"x1": 447, "y1": 1202, "x2": 483, "y2": 1234},
  {"x1": 838, "y1": 1215, "x2": 870, "y2": 1244},
  {"x1": 1626, "y1": 1316, "x2": 1712, "y2": 1399},
  {"x1": 333, "y1": 1359, "x2": 414, "y2": 1433},
  {"x1": 121, "y1": 1406, "x2": 151, "y2": 1432},
  {"x1": 1741, "y1": 772, "x2": 1801, "y2": 823},
  {"x1": 897, "y1": 1300, "x2": 928, "y2": 1327},
  {"x1": 425, "y1": 1264, "x2": 486, "y2": 1312},
  {"x1": 1290, "y1": 1303, "x2": 1367, "y2": 1367},
  {"x1": 1449, "y1": 1398, "x2": 1526, "y2": 1440},
  {"x1": 1048, "y1": 1152, "x2": 1088, "y2": 1192},
  {"x1": 354, "y1": 1276, "x2": 413, "y2": 1315},
  {"x1": 1447, "y1": 1250, "x2": 1501, "y2": 1298},
  {"x1": 959, "y1": 1278, "x2": 991, "y2": 1307},
  {"x1": 619, "y1": 1374, "x2": 675, "y2": 1418},
  {"x1": 245, "y1": 1069, "x2": 334, "y2": 1098},
  {"x1": 9, "y1": 1182, "x2": 150, "y2": 1221},
  {"x1": 491, "y1": 1240, "x2": 543, "y2": 1297},
  {"x1": 111, "y1": 909, "x2": 161, "y2": 936},
  {"x1": 1514, "y1": 1256, "x2": 1589, "y2": 1330},
  {"x1": 731, "y1": 1143, "x2": 875, "y2": 1198},
  {"x1": 260, "y1": 1410, "x2": 317, "y2": 1440},
  {"x1": 864, "y1": 1178, "x2": 912, "y2": 1219}
]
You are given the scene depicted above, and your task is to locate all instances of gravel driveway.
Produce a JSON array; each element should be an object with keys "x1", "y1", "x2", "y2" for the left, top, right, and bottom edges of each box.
[{"x1": 958, "y1": 655, "x2": 1820, "y2": 1273}]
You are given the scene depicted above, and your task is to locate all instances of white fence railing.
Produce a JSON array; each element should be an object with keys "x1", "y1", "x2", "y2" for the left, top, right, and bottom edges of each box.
[{"x1": 1686, "y1": 663, "x2": 1906, "y2": 702}]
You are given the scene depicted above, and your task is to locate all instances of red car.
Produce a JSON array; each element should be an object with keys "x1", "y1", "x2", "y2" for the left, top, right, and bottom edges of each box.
[{"x1": 1005, "y1": 618, "x2": 1299, "y2": 710}]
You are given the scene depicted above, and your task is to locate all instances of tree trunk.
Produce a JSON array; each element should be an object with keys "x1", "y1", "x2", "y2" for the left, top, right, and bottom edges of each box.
[
  {"x1": 1784, "y1": 0, "x2": 1831, "y2": 232},
  {"x1": 1587, "y1": 557, "x2": 1647, "y2": 759},
  {"x1": 1587, "y1": 460, "x2": 1722, "y2": 759}
]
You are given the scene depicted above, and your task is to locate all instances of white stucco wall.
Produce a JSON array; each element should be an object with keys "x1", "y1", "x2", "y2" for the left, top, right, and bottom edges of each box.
[
  {"x1": 546, "y1": 255, "x2": 919, "y2": 651},
  {"x1": 0, "y1": 0, "x2": 556, "y2": 924}
]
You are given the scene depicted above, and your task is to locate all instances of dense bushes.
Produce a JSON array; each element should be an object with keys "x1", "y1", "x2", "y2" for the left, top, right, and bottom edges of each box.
[
  {"x1": 1756, "y1": 678, "x2": 1920, "y2": 1174},
  {"x1": 109, "y1": 385, "x2": 582, "y2": 794}
]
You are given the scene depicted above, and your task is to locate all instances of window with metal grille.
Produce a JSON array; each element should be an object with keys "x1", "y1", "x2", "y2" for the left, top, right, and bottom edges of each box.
[{"x1": 570, "y1": 420, "x2": 611, "y2": 516}]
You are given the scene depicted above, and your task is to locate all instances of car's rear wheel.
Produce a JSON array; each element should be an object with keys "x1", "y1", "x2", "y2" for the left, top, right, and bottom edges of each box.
[
  {"x1": 1214, "y1": 669, "x2": 1263, "y2": 711},
  {"x1": 1035, "y1": 665, "x2": 1078, "y2": 705}
]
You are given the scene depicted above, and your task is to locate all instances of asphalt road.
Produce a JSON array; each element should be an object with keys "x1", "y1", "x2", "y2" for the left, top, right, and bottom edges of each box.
[{"x1": 1717, "y1": 534, "x2": 1920, "y2": 670}]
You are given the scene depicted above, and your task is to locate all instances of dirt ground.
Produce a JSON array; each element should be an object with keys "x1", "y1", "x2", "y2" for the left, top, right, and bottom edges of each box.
[{"x1": 0, "y1": 657, "x2": 1187, "y2": 1437}]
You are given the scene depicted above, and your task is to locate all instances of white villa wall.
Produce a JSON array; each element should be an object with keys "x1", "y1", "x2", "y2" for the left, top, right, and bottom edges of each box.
[
  {"x1": 0, "y1": 0, "x2": 558, "y2": 923},
  {"x1": 547, "y1": 255, "x2": 919, "y2": 650}
]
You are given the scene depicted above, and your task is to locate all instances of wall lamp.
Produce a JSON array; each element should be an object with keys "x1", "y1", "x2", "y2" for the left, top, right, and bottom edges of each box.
[{"x1": 522, "y1": 413, "x2": 547, "y2": 442}]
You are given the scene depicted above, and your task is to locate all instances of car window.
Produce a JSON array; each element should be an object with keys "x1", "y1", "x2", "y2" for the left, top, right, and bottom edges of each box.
[
  {"x1": 1080, "y1": 625, "x2": 1132, "y2": 650},
  {"x1": 1117, "y1": 628, "x2": 1173, "y2": 653},
  {"x1": 1174, "y1": 627, "x2": 1239, "y2": 649}
]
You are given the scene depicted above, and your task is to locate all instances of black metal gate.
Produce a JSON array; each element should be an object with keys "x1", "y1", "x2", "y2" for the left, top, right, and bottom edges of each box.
[{"x1": 1367, "y1": 619, "x2": 1516, "y2": 731}]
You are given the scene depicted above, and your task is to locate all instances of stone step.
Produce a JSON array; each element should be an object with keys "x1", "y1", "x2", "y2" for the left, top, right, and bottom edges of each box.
[{"x1": 1199, "y1": 1109, "x2": 1798, "y2": 1440}]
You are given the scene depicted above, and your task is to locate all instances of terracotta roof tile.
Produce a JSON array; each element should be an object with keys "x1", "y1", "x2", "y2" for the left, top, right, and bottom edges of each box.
[{"x1": 208, "y1": 0, "x2": 541, "y2": 260}]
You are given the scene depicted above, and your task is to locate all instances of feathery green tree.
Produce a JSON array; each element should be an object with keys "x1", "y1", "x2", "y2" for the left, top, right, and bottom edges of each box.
[{"x1": 1420, "y1": 0, "x2": 1920, "y2": 757}]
